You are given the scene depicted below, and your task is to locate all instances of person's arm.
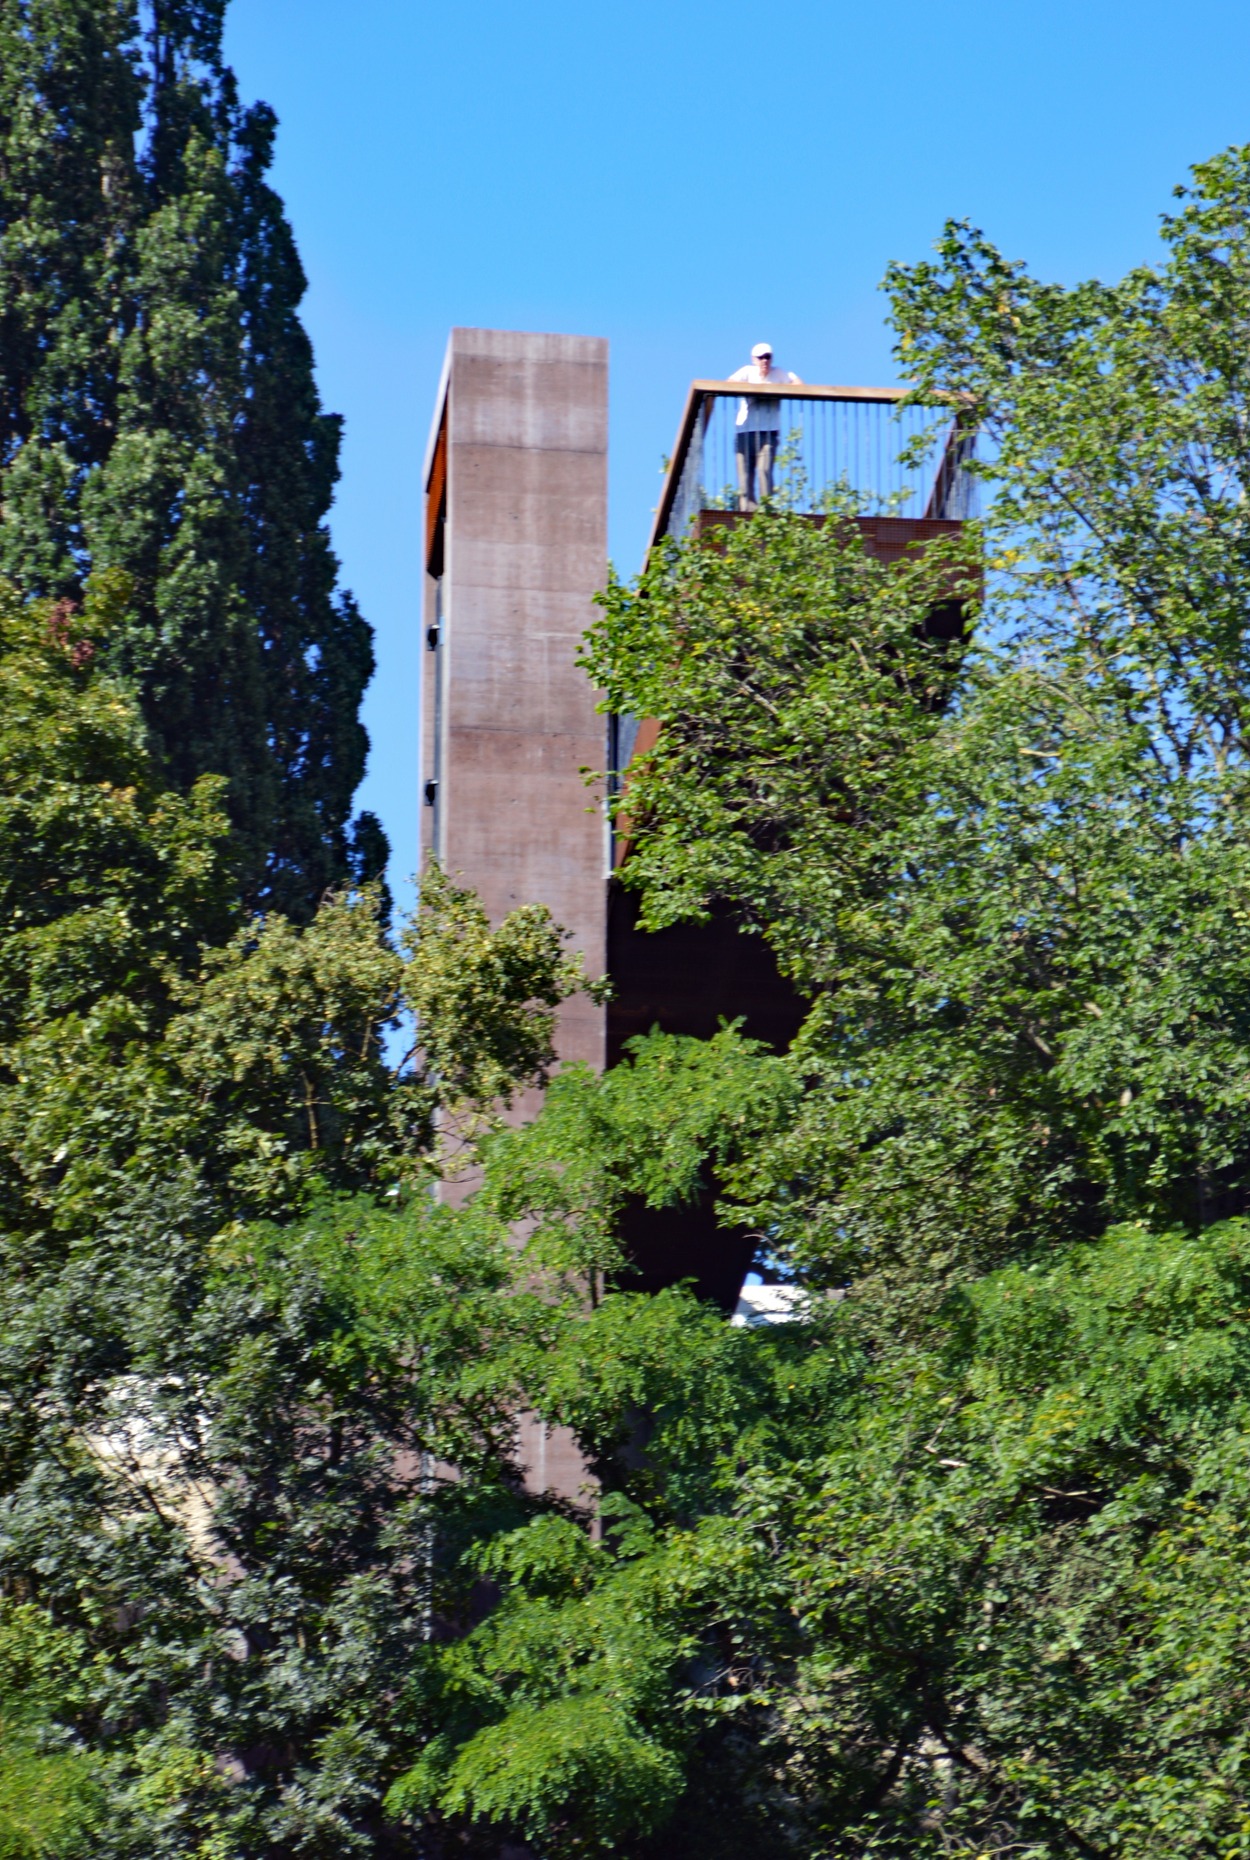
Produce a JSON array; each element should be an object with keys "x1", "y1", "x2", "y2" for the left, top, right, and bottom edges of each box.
[{"x1": 728, "y1": 365, "x2": 751, "y2": 381}]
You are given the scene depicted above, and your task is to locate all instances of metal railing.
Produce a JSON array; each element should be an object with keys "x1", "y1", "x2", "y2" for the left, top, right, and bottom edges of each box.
[
  {"x1": 651, "y1": 381, "x2": 975, "y2": 551},
  {"x1": 611, "y1": 380, "x2": 978, "y2": 866}
]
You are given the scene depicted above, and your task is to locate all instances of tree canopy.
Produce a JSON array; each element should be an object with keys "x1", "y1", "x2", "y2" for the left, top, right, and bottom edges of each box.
[
  {"x1": 583, "y1": 145, "x2": 1250, "y2": 1327},
  {"x1": 0, "y1": 569, "x2": 600, "y2": 1855},
  {"x1": 0, "y1": 0, "x2": 382, "y2": 915},
  {"x1": 7, "y1": 30, "x2": 1250, "y2": 1853},
  {"x1": 406, "y1": 144, "x2": 1250, "y2": 1855}
]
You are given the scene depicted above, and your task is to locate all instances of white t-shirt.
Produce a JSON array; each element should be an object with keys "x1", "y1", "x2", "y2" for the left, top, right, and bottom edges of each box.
[{"x1": 729, "y1": 362, "x2": 802, "y2": 431}]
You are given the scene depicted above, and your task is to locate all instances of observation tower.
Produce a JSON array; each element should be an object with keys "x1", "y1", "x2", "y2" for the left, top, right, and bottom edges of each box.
[{"x1": 420, "y1": 330, "x2": 974, "y2": 1310}]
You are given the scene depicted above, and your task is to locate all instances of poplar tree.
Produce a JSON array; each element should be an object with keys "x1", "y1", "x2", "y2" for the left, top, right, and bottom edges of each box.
[{"x1": 0, "y1": 0, "x2": 383, "y2": 916}]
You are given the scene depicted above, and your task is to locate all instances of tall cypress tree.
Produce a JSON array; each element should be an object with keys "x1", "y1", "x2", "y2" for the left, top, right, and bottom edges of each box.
[{"x1": 0, "y1": 0, "x2": 384, "y2": 916}]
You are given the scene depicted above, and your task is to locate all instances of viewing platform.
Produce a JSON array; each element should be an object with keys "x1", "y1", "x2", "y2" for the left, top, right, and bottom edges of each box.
[
  {"x1": 650, "y1": 377, "x2": 975, "y2": 558},
  {"x1": 613, "y1": 377, "x2": 977, "y2": 833}
]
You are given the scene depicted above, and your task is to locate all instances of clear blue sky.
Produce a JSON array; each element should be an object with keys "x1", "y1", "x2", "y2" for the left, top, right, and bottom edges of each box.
[{"x1": 221, "y1": 0, "x2": 1250, "y2": 908}]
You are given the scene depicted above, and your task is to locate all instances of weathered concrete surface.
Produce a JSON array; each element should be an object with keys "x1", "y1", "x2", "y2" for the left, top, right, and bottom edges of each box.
[
  {"x1": 421, "y1": 328, "x2": 608, "y2": 1075},
  {"x1": 420, "y1": 331, "x2": 610, "y2": 1508}
]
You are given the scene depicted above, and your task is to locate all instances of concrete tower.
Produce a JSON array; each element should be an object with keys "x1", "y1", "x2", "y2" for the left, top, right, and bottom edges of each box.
[{"x1": 420, "y1": 327, "x2": 609, "y2": 1078}]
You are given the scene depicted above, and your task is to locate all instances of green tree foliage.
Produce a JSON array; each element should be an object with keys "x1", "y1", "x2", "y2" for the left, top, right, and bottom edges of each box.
[
  {"x1": 0, "y1": 575, "x2": 590, "y2": 1239},
  {"x1": 0, "y1": 1605, "x2": 99, "y2": 1857},
  {"x1": 0, "y1": 572, "x2": 234, "y2": 1235},
  {"x1": 583, "y1": 145, "x2": 1250, "y2": 1325},
  {"x1": 405, "y1": 1221, "x2": 1250, "y2": 1860},
  {"x1": 0, "y1": 8, "x2": 619, "y2": 1853},
  {"x1": 13, "y1": 26, "x2": 1250, "y2": 1850},
  {"x1": 0, "y1": 0, "x2": 381, "y2": 914},
  {"x1": 390, "y1": 145, "x2": 1250, "y2": 1856},
  {"x1": 1, "y1": 1186, "x2": 545, "y2": 1859},
  {"x1": 0, "y1": 571, "x2": 599, "y2": 1854}
]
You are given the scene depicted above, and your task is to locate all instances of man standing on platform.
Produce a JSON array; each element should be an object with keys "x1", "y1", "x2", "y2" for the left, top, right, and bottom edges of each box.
[{"x1": 729, "y1": 342, "x2": 802, "y2": 510}]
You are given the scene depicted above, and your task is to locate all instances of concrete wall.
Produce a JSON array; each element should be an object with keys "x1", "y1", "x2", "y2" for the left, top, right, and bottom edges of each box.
[
  {"x1": 420, "y1": 330, "x2": 610, "y2": 1508},
  {"x1": 421, "y1": 328, "x2": 609, "y2": 1073}
]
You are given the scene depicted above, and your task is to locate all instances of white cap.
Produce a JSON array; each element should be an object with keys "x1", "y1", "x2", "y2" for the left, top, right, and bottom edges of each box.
[{"x1": 751, "y1": 341, "x2": 773, "y2": 359}]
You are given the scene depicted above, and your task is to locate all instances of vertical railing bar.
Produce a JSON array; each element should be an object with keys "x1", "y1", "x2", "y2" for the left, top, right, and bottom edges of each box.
[
  {"x1": 916, "y1": 407, "x2": 921, "y2": 515},
  {"x1": 915, "y1": 408, "x2": 921, "y2": 514},
  {"x1": 796, "y1": 399, "x2": 801, "y2": 509},
  {"x1": 797, "y1": 399, "x2": 803, "y2": 510},
  {"x1": 913, "y1": 407, "x2": 919, "y2": 515},
  {"x1": 708, "y1": 393, "x2": 713, "y2": 509},
  {"x1": 707, "y1": 394, "x2": 712, "y2": 510},
  {"x1": 785, "y1": 397, "x2": 791, "y2": 507},
  {"x1": 819, "y1": 397, "x2": 824, "y2": 506},
  {"x1": 824, "y1": 397, "x2": 830, "y2": 506},
  {"x1": 908, "y1": 407, "x2": 915, "y2": 515},
  {"x1": 917, "y1": 408, "x2": 922, "y2": 515}
]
